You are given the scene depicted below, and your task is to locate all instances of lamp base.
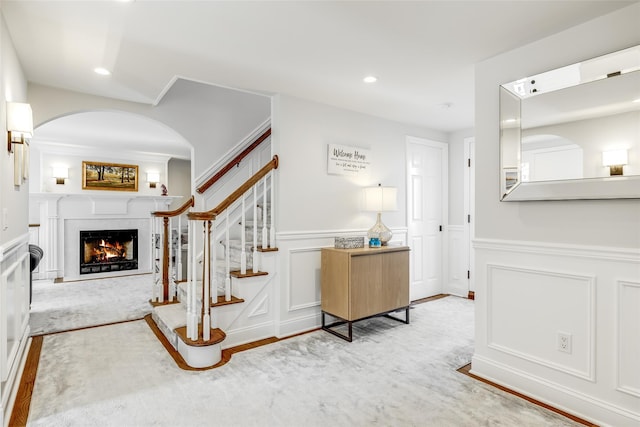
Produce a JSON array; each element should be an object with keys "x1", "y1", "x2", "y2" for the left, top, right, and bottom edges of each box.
[{"x1": 367, "y1": 212, "x2": 392, "y2": 246}]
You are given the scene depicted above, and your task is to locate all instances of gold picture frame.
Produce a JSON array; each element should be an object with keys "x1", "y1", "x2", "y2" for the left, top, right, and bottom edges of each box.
[{"x1": 82, "y1": 161, "x2": 138, "y2": 192}]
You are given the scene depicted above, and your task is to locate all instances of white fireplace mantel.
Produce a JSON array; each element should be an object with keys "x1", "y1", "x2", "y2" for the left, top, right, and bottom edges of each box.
[
  {"x1": 29, "y1": 193, "x2": 183, "y2": 280},
  {"x1": 30, "y1": 193, "x2": 182, "y2": 214}
]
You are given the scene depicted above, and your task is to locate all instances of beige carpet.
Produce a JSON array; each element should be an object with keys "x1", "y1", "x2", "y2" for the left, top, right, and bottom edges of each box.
[
  {"x1": 25, "y1": 296, "x2": 585, "y2": 427},
  {"x1": 29, "y1": 274, "x2": 152, "y2": 335}
]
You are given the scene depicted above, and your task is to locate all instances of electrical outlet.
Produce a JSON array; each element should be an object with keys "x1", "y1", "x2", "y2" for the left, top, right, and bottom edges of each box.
[{"x1": 557, "y1": 332, "x2": 572, "y2": 354}]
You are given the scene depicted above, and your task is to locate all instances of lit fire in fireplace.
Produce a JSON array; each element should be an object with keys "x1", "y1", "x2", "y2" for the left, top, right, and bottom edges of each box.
[
  {"x1": 80, "y1": 229, "x2": 138, "y2": 275},
  {"x1": 91, "y1": 239, "x2": 127, "y2": 262}
]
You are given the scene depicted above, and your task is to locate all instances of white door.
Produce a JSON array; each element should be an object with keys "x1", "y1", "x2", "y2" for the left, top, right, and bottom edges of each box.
[{"x1": 406, "y1": 137, "x2": 447, "y2": 300}]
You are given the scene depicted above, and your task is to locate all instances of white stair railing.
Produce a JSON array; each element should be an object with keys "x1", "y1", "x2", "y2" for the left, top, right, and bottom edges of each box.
[
  {"x1": 186, "y1": 155, "x2": 278, "y2": 342},
  {"x1": 150, "y1": 196, "x2": 195, "y2": 304}
]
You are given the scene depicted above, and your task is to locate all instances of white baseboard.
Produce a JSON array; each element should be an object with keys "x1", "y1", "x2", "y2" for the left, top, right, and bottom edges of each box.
[
  {"x1": 222, "y1": 321, "x2": 276, "y2": 349},
  {"x1": 277, "y1": 312, "x2": 321, "y2": 339}
]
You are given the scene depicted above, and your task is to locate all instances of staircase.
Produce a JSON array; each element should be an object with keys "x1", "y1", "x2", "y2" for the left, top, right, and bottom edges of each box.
[{"x1": 149, "y1": 153, "x2": 278, "y2": 369}]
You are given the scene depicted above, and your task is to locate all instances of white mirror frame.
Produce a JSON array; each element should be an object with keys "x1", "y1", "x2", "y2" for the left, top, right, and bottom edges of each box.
[{"x1": 499, "y1": 45, "x2": 640, "y2": 201}]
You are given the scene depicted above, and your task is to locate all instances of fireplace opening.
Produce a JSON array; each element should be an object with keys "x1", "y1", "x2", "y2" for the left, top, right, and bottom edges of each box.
[{"x1": 80, "y1": 229, "x2": 138, "y2": 275}]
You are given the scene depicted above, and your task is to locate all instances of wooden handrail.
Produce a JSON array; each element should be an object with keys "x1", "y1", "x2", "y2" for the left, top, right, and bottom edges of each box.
[
  {"x1": 196, "y1": 128, "x2": 272, "y2": 194},
  {"x1": 188, "y1": 155, "x2": 278, "y2": 221},
  {"x1": 151, "y1": 196, "x2": 195, "y2": 217}
]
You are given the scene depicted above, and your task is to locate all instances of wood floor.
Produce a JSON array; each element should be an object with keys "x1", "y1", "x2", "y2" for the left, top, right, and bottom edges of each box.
[{"x1": 456, "y1": 364, "x2": 598, "y2": 427}]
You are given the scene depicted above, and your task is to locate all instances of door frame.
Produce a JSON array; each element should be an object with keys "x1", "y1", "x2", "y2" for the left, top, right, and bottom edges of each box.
[
  {"x1": 464, "y1": 137, "x2": 475, "y2": 297},
  {"x1": 405, "y1": 135, "x2": 448, "y2": 300}
]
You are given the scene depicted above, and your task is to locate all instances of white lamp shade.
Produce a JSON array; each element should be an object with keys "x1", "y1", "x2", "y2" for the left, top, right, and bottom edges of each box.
[
  {"x1": 363, "y1": 186, "x2": 398, "y2": 212},
  {"x1": 146, "y1": 172, "x2": 160, "y2": 183},
  {"x1": 7, "y1": 102, "x2": 33, "y2": 136},
  {"x1": 51, "y1": 166, "x2": 68, "y2": 179},
  {"x1": 602, "y1": 149, "x2": 628, "y2": 166}
]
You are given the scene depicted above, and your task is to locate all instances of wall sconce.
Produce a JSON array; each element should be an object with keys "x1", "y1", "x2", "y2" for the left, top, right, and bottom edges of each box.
[
  {"x1": 52, "y1": 166, "x2": 68, "y2": 185},
  {"x1": 363, "y1": 184, "x2": 398, "y2": 246},
  {"x1": 6, "y1": 102, "x2": 33, "y2": 153},
  {"x1": 146, "y1": 171, "x2": 160, "y2": 188},
  {"x1": 602, "y1": 149, "x2": 628, "y2": 176}
]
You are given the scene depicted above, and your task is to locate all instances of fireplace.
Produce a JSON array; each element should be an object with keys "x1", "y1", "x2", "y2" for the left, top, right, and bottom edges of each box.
[{"x1": 80, "y1": 229, "x2": 138, "y2": 275}]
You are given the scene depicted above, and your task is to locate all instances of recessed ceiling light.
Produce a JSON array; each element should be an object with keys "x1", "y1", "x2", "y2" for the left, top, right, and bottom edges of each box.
[
  {"x1": 94, "y1": 67, "x2": 111, "y2": 76},
  {"x1": 363, "y1": 76, "x2": 377, "y2": 83},
  {"x1": 633, "y1": 98, "x2": 640, "y2": 103}
]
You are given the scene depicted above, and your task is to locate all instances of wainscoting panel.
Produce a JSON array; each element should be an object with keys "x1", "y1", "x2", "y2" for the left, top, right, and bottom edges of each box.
[
  {"x1": 0, "y1": 234, "x2": 31, "y2": 427},
  {"x1": 486, "y1": 263, "x2": 595, "y2": 380},
  {"x1": 288, "y1": 248, "x2": 322, "y2": 312},
  {"x1": 473, "y1": 238, "x2": 640, "y2": 427},
  {"x1": 617, "y1": 280, "x2": 640, "y2": 397}
]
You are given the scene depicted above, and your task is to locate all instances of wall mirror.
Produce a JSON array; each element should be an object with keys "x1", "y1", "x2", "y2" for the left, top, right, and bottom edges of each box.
[{"x1": 500, "y1": 44, "x2": 640, "y2": 201}]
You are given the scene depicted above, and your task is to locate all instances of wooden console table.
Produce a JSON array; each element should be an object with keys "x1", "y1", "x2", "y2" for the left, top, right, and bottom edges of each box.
[{"x1": 320, "y1": 245, "x2": 410, "y2": 341}]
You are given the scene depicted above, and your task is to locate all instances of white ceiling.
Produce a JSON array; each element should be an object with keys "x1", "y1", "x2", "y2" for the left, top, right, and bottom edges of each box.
[{"x1": 2, "y1": 0, "x2": 636, "y2": 155}]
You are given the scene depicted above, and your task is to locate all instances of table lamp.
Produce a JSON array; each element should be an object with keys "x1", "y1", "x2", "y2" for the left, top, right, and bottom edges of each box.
[{"x1": 363, "y1": 184, "x2": 397, "y2": 246}]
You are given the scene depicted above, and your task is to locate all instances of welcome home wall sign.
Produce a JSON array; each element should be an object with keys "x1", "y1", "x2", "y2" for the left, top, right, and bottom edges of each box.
[{"x1": 327, "y1": 143, "x2": 371, "y2": 176}]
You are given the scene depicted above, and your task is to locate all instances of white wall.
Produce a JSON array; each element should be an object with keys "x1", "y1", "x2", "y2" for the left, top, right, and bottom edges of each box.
[
  {"x1": 273, "y1": 94, "x2": 446, "y2": 233},
  {"x1": 271, "y1": 93, "x2": 447, "y2": 335},
  {"x1": 27, "y1": 79, "x2": 270, "y2": 181},
  {"x1": 0, "y1": 12, "x2": 31, "y2": 427},
  {"x1": 30, "y1": 145, "x2": 170, "y2": 197},
  {"x1": 1, "y1": 14, "x2": 28, "y2": 243},
  {"x1": 168, "y1": 158, "x2": 192, "y2": 210},
  {"x1": 473, "y1": 4, "x2": 640, "y2": 426}
]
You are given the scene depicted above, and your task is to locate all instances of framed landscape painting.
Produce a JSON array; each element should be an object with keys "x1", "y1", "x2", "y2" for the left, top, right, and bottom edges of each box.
[{"x1": 82, "y1": 161, "x2": 138, "y2": 192}]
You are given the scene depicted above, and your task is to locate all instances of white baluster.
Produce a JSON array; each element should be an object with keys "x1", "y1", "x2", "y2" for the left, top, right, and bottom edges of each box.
[
  {"x1": 225, "y1": 210, "x2": 231, "y2": 302},
  {"x1": 202, "y1": 220, "x2": 211, "y2": 341},
  {"x1": 187, "y1": 220, "x2": 196, "y2": 340},
  {"x1": 253, "y1": 185, "x2": 259, "y2": 272},
  {"x1": 210, "y1": 218, "x2": 217, "y2": 306},
  {"x1": 190, "y1": 222, "x2": 199, "y2": 340},
  {"x1": 262, "y1": 177, "x2": 268, "y2": 250},
  {"x1": 269, "y1": 171, "x2": 276, "y2": 248},
  {"x1": 176, "y1": 215, "x2": 182, "y2": 281},
  {"x1": 240, "y1": 195, "x2": 247, "y2": 275}
]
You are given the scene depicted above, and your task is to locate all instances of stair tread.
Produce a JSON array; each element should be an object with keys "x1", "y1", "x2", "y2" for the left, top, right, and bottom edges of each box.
[
  {"x1": 175, "y1": 326, "x2": 226, "y2": 346},
  {"x1": 229, "y1": 269, "x2": 269, "y2": 278},
  {"x1": 211, "y1": 295, "x2": 245, "y2": 307},
  {"x1": 153, "y1": 303, "x2": 187, "y2": 329}
]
